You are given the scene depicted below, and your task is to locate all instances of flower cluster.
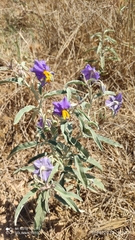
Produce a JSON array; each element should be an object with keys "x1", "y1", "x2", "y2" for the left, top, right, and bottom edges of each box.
[{"x1": 31, "y1": 60, "x2": 123, "y2": 118}]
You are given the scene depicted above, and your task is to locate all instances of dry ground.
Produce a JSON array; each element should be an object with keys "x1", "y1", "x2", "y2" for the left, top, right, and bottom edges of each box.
[{"x1": 0, "y1": 0, "x2": 135, "y2": 239}]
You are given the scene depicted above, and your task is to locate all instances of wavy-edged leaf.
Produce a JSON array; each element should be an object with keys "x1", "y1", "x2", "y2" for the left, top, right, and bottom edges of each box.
[
  {"x1": 93, "y1": 178, "x2": 106, "y2": 191},
  {"x1": 34, "y1": 193, "x2": 46, "y2": 230},
  {"x1": 87, "y1": 157, "x2": 102, "y2": 171},
  {"x1": 0, "y1": 78, "x2": 18, "y2": 85},
  {"x1": 55, "y1": 183, "x2": 82, "y2": 201},
  {"x1": 47, "y1": 162, "x2": 59, "y2": 182},
  {"x1": 28, "y1": 153, "x2": 46, "y2": 164},
  {"x1": 65, "y1": 80, "x2": 86, "y2": 87},
  {"x1": 30, "y1": 83, "x2": 39, "y2": 101},
  {"x1": 44, "y1": 90, "x2": 66, "y2": 98},
  {"x1": 97, "y1": 135, "x2": 123, "y2": 148},
  {"x1": 14, "y1": 188, "x2": 37, "y2": 226},
  {"x1": 55, "y1": 193, "x2": 80, "y2": 212},
  {"x1": 81, "y1": 101, "x2": 91, "y2": 110},
  {"x1": 14, "y1": 165, "x2": 34, "y2": 174},
  {"x1": 74, "y1": 155, "x2": 87, "y2": 187},
  {"x1": 66, "y1": 87, "x2": 72, "y2": 101},
  {"x1": 48, "y1": 140, "x2": 63, "y2": 155},
  {"x1": 89, "y1": 128, "x2": 103, "y2": 150},
  {"x1": 8, "y1": 141, "x2": 41, "y2": 159},
  {"x1": 103, "y1": 91, "x2": 116, "y2": 96},
  {"x1": 14, "y1": 105, "x2": 35, "y2": 125},
  {"x1": 69, "y1": 136, "x2": 89, "y2": 158},
  {"x1": 55, "y1": 194, "x2": 80, "y2": 212},
  {"x1": 87, "y1": 185, "x2": 98, "y2": 193}
]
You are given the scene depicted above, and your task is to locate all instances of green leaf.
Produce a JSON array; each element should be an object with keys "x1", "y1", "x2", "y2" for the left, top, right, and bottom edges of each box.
[
  {"x1": 14, "y1": 188, "x2": 37, "y2": 226},
  {"x1": 66, "y1": 87, "x2": 72, "y2": 101},
  {"x1": 17, "y1": 77, "x2": 24, "y2": 85},
  {"x1": 103, "y1": 91, "x2": 116, "y2": 96},
  {"x1": 55, "y1": 194, "x2": 68, "y2": 206},
  {"x1": 87, "y1": 157, "x2": 102, "y2": 171},
  {"x1": 14, "y1": 165, "x2": 34, "y2": 174},
  {"x1": 54, "y1": 183, "x2": 82, "y2": 201},
  {"x1": 81, "y1": 101, "x2": 91, "y2": 110},
  {"x1": 70, "y1": 137, "x2": 89, "y2": 158},
  {"x1": 60, "y1": 123, "x2": 69, "y2": 142},
  {"x1": 89, "y1": 128, "x2": 103, "y2": 150},
  {"x1": 30, "y1": 83, "x2": 39, "y2": 101},
  {"x1": 47, "y1": 162, "x2": 59, "y2": 182},
  {"x1": 87, "y1": 185, "x2": 98, "y2": 193},
  {"x1": 74, "y1": 156, "x2": 87, "y2": 187},
  {"x1": 44, "y1": 89, "x2": 67, "y2": 98},
  {"x1": 100, "y1": 55, "x2": 105, "y2": 69},
  {"x1": 0, "y1": 78, "x2": 18, "y2": 85},
  {"x1": 97, "y1": 135, "x2": 123, "y2": 148},
  {"x1": 8, "y1": 141, "x2": 41, "y2": 159},
  {"x1": 34, "y1": 193, "x2": 46, "y2": 230},
  {"x1": 97, "y1": 42, "x2": 102, "y2": 55},
  {"x1": 93, "y1": 178, "x2": 106, "y2": 191},
  {"x1": 104, "y1": 29, "x2": 114, "y2": 34},
  {"x1": 64, "y1": 166, "x2": 74, "y2": 174},
  {"x1": 48, "y1": 140, "x2": 63, "y2": 155},
  {"x1": 28, "y1": 153, "x2": 46, "y2": 164},
  {"x1": 59, "y1": 196, "x2": 80, "y2": 212},
  {"x1": 65, "y1": 80, "x2": 86, "y2": 87},
  {"x1": 14, "y1": 105, "x2": 35, "y2": 125},
  {"x1": 105, "y1": 36, "x2": 117, "y2": 44},
  {"x1": 44, "y1": 190, "x2": 50, "y2": 213},
  {"x1": 55, "y1": 192, "x2": 80, "y2": 212}
]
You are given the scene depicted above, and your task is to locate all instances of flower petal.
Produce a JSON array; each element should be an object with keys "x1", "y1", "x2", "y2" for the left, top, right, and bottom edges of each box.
[
  {"x1": 81, "y1": 64, "x2": 100, "y2": 81},
  {"x1": 60, "y1": 97, "x2": 71, "y2": 109}
]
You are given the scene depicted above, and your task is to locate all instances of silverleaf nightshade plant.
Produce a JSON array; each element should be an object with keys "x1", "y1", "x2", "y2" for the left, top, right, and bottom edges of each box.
[{"x1": 5, "y1": 60, "x2": 123, "y2": 232}]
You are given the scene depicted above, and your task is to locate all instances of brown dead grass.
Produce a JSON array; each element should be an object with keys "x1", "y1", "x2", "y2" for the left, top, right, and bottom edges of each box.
[{"x1": 0, "y1": 0, "x2": 135, "y2": 239}]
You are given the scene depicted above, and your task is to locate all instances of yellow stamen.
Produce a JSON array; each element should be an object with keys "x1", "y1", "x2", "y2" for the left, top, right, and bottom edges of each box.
[
  {"x1": 43, "y1": 70, "x2": 53, "y2": 82},
  {"x1": 62, "y1": 110, "x2": 70, "y2": 119}
]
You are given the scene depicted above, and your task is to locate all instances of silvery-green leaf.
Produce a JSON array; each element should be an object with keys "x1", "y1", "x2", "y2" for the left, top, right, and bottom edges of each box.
[
  {"x1": 8, "y1": 141, "x2": 42, "y2": 159},
  {"x1": 97, "y1": 135, "x2": 123, "y2": 148},
  {"x1": 74, "y1": 156, "x2": 87, "y2": 187},
  {"x1": 14, "y1": 188, "x2": 37, "y2": 226},
  {"x1": 14, "y1": 105, "x2": 35, "y2": 125}
]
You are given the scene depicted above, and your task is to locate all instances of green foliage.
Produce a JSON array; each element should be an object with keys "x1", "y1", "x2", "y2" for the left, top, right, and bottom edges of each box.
[
  {"x1": 6, "y1": 59, "x2": 123, "y2": 232},
  {"x1": 34, "y1": 193, "x2": 47, "y2": 231},
  {"x1": 8, "y1": 141, "x2": 43, "y2": 159},
  {"x1": 90, "y1": 29, "x2": 120, "y2": 70},
  {"x1": 14, "y1": 188, "x2": 37, "y2": 226},
  {"x1": 14, "y1": 105, "x2": 36, "y2": 124}
]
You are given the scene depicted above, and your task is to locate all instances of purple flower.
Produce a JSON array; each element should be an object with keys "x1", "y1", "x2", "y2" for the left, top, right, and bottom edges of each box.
[
  {"x1": 53, "y1": 97, "x2": 71, "y2": 119},
  {"x1": 105, "y1": 93, "x2": 123, "y2": 115},
  {"x1": 81, "y1": 64, "x2": 100, "y2": 81},
  {"x1": 37, "y1": 117, "x2": 44, "y2": 128},
  {"x1": 31, "y1": 60, "x2": 53, "y2": 87},
  {"x1": 33, "y1": 157, "x2": 53, "y2": 182}
]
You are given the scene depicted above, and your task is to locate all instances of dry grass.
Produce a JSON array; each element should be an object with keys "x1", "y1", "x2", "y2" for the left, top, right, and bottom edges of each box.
[{"x1": 0, "y1": 0, "x2": 135, "y2": 239}]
